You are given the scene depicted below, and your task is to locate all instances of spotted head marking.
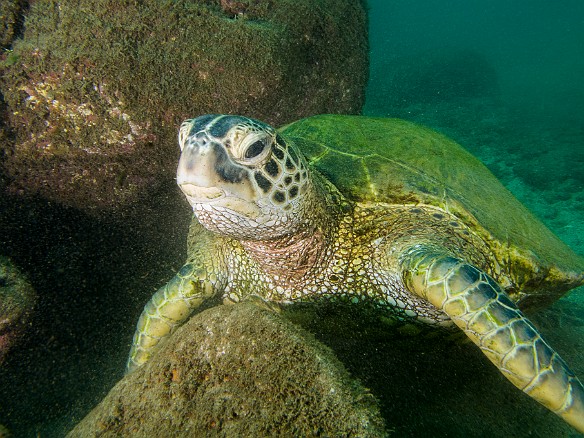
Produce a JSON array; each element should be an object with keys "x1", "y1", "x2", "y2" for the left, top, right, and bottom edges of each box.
[{"x1": 177, "y1": 115, "x2": 311, "y2": 240}]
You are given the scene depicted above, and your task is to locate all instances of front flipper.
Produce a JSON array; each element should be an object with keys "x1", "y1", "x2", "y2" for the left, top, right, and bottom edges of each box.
[
  {"x1": 402, "y1": 248, "x2": 584, "y2": 433},
  {"x1": 126, "y1": 263, "x2": 216, "y2": 374}
]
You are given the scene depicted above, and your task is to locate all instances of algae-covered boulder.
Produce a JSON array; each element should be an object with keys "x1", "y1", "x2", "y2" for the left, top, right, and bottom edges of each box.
[
  {"x1": 68, "y1": 303, "x2": 386, "y2": 437},
  {"x1": 0, "y1": 0, "x2": 26, "y2": 50},
  {"x1": 0, "y1": 0, "x2": 368, "y2": 212},
  {"x1": 0, "y1": 423, "x2": 12, "y2": 438},
  {"x1": 0, "y1": 255, "x2": 36, "y2": 364}
]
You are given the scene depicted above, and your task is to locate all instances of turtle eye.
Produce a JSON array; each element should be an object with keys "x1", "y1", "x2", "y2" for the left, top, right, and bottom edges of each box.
[
  {"x1": 245, "y1": 140, "x2": 267, "y2": 159},
  {"x1": 235, "y1": 133, "x2": 272, "y2": 165}
]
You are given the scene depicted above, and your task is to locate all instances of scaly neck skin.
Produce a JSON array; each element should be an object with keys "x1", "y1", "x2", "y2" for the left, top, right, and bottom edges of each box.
[{"x1": 240, "y1": 174, "x2": 346, "y2": 284}]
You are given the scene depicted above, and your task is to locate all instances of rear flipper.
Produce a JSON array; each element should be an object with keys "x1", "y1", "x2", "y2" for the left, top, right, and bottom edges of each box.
[{"x1": 402, "y1": 248, "x2": 584, "y2": 433}]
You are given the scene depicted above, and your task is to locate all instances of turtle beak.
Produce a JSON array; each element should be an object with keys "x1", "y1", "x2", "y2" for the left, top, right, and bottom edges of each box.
[
  {"x1": 176, "y1": 137, "x2": 257, "y2": 206},
  {"x1": 176, "y1": 156, "x2": 225, "y2": 207},
  {"x1": 177, "y1": 141, "x2": 217, "y2": 188}
]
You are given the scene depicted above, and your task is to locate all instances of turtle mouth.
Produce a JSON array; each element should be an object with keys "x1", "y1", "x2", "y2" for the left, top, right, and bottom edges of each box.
[
  {"x1": 179, "y1": 183, "x2": 225, "y2": 202},
  {"x1": 180, "y1": 183, "x2": 262, "y2": 219}
]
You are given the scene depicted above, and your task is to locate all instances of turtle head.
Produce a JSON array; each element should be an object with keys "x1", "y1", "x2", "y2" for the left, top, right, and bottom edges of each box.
[{"x1": 177, "y1": 115, "x2": 312, "y2": 240}]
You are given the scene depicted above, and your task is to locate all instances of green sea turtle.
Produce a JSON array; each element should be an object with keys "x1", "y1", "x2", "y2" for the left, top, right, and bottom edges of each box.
[{"x1": 127, "y1": 114, "x2": 584, "y2": 432}]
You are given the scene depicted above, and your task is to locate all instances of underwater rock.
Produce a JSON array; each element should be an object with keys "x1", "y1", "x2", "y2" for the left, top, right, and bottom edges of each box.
[
  {"x1": 0, "y1": 0, "x2": 26, "y2": 50},
  {"x1": 68, "y1": 303, "x2": 385, "y2": 437},
  {"x1": 0, "y1": 0, "x2": 368, "y2": 213},
  {"x1": 0, "y1": 423, "x2": 11, "y2": 438},
  {"x1": 0, "y1": 255, "x2": 36, "y2": 364}
]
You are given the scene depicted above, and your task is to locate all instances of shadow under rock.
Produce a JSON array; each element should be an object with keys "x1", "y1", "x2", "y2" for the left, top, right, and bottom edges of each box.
[{"x1": 0, "y1": 182, "x2": 191, "y2": 437}]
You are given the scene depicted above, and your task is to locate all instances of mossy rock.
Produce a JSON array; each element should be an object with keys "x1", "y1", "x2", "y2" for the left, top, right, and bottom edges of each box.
[
  {"x1": 0, "y1": 0, "x2": 26, "y2": 50},
  {"x1": 67, "y1": 303, "x2": 386, "y2": 437},
  {"x1": 0, "y1": 0, "x2": 368, "y2": 212},
  {"x1": 0, "y1": 254, "x2": 36, "y2": 364}
]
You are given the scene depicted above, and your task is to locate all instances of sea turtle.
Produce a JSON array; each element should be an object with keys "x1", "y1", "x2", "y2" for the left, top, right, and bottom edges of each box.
[{"x1": 127, "y1": 114, "x2": 584, "y2": 432}]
